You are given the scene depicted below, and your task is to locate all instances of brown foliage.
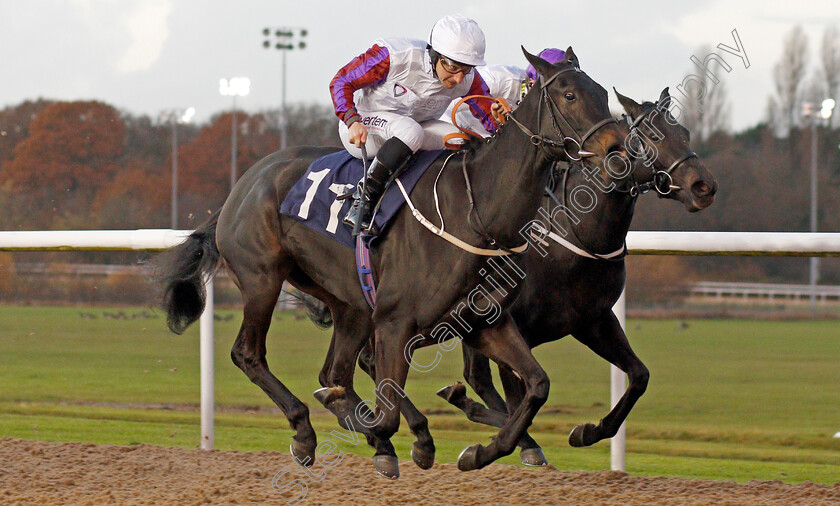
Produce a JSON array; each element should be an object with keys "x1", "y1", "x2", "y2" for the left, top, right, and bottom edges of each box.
[
  {"x1": 625, "y1": 255, "x2": 697, "y2": 304},
  {"x1": 92, "y1": 162, "x2": 170, "y2": 229},
  {"x1": 2, "y1": 101, "x2": 125, "y2": 193},
  {"x1": 178, "y1": 111, "x2": 278, "y2": 213},
  {"x1": 0, "y1": 251, "x2": 16, "y2": 294},
  {"x1": 0, "y1": 101, "x2": 126, "y2": 228},
  {"x1": 0, "y1": 99, "x2": 55, "y2": 166}
]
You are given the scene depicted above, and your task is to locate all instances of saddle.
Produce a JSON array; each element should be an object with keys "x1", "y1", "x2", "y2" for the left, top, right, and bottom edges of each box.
[{"x1": 279, "y1": 149, "x2": 444, "y2": 249}]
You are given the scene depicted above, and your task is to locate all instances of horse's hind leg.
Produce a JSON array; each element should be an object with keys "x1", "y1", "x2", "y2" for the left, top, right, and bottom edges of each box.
[
  {"x1": 438, "y1": 347, "x2": 546, "y2": 465},
  {"x1": 314, "y1": 305, "x2": 376, "y2": 435},
  {"x1": 358, "y1": 341, "x2": 435, "y2": 470},
  {"x1": 568, "y1": 311, "x2": 649, "y2": 447},
  {"x1": 462, "y1": 346, "x2": 508, "y2": 413},
  {"x1": 496, "y1": 365, "x2": 548, "y2": 466},
  {"x1": 229, "y1": 266, "x2": 318, "y2": 465},
  {"x1": 314, "y1": 306, "x2": 398, "y2": 464},
  {"x1": 455, "y1": 314, "x2": 549, "y2": 471}
]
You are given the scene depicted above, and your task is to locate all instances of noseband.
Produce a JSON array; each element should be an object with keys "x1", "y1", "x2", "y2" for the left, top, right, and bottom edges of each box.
[
  {"x1": 505, "y1": 65, "x2": 618, "y2": 162},
  {"x1": 624, "y1": 104, "x2": 698, "y2": 197}
]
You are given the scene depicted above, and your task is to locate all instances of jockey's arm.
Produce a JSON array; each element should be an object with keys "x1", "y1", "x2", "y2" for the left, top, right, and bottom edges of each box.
[
  {"x1": 329, "y1": 44, "x2": 391, "y2": 146},
  {"x1": 464, "y1": 70, "x2": 499, "y2": 135}
]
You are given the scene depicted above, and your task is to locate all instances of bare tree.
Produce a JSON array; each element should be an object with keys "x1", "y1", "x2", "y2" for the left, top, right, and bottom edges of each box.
[
  {"x1": 698, "y1": 45, "x2": 731, "y2": 140},
  {"x1": 819, "y1": 25, "x2": 840, "y2": 128},
  {"x1": 679, "y1": 45, "x2": 731, "y2": 141},
  {"x1": 772, "y1": 25, "x2": 810, "y2": 136}
]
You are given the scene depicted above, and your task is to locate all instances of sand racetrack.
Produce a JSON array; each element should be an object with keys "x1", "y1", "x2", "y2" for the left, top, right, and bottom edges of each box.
[{"x1": 1, "y1": 437, "x2": 838, "y2": 505}]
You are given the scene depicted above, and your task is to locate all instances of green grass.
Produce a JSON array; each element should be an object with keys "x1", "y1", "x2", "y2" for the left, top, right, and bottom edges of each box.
[{"x1": 1, "y1": 306, "x2": 838, "y2": 484}]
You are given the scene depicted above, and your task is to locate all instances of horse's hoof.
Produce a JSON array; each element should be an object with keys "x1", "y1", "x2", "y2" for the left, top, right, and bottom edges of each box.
[
  {"x1": 373, "y1": 454, "x2": 400, "y2": 479},
  {"x1": 568, "y1": 423, "x2": 599, "y2": 448},
  {"x1": 313, "y1": 386, "x2": 345, "y2": 407},
  {"x1": 436, "y1": 382, "x2": 466, "y2": 403},
  {"x1": 411, "y1": 442, "x2": 435, "y2": 470},
  {"x1": 289, "y1": 441, "x2": 315, "y2": 467},
  {"x1": 520, "y1": 447, "x2": 548, "y2": 467},
  {"x1": 457, "y1": 444, "x2": 482, "y2": 471}
]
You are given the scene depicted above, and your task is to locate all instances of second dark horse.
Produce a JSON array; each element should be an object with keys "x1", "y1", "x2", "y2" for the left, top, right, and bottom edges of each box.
[{"x1": 435, "y1": 87, "x2": 718, "y2": 463}]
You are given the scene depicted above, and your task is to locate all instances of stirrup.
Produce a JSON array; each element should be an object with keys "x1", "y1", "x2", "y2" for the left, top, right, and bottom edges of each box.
[{"x1": 343, "y1": 198, "x2": 379, "y2": 236}]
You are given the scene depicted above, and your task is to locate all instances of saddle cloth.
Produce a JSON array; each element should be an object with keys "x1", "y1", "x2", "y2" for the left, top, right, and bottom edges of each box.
[{"x1": 279, "y1": 149, "x2": 444, "y2": 248}]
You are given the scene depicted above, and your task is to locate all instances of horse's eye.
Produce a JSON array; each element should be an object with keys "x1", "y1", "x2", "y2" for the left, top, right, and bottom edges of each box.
[{"x1": 564, "y1": 92, "x2": 576, "y2": 101}]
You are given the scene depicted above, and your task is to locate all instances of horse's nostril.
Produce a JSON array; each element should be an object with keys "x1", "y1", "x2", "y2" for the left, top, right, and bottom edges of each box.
[
  {"x1": 606, "y1": 143, "x2": 624, "y2": 156},
  {"x1": 692, "y1": 180, "x2": 712, "y2": 197}
]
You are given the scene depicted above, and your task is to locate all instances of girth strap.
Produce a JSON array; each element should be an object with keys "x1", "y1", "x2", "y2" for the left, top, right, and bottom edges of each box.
[{"x1": 355, "y1": 233, "x2": 377, "y2": 309}]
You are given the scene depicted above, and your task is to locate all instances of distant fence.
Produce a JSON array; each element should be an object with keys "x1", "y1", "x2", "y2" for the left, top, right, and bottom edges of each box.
[
  {"x1": 689, "y1": 281, "x2": 840, "y2": 303},
  {"x1": 6, "y1": 262, "x2": 298, "y2": 309},
  {"x1": 12, "y1": 263, "x2": 141, "y2": 275}
]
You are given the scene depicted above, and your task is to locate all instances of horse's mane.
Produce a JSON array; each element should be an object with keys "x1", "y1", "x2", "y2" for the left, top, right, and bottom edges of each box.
[{"x1": 460, "y1": 133, "x2": 492, "y2": 152}]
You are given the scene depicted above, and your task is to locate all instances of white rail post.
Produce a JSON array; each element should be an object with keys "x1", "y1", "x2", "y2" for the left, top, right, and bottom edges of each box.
[
  {"x1": 611, "y1": 288, "x2": 627, "y2": 471},
  {"x1": 199, "y1": 275, "x2": 215, "y2": 450}
]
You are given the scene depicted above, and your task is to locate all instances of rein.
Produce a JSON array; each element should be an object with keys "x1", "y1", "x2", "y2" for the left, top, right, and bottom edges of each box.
[
  {"x1": 393, "y1": 152, "x2": 527, "y2": 257},
  {"x1": 394, "y1": 175, "x2": 527, "y2": 257},
  {"x1": 443, "y1": 95, "x2": 510, "y2": 150}
]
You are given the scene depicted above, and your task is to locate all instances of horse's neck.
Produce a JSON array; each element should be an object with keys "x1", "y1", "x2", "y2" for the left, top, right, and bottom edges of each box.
[
  {"x1": 463, "y1": 125, "x2": 551, "y2": 243},
  {"x1": 557, "y1": 168, "x2": 635, "y2": 254}
]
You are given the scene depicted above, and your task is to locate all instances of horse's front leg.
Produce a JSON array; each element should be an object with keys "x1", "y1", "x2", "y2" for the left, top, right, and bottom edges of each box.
[
  {"x1": 568, "y1": 311, "x2": 649, "y2": 447},
  {"x1": 313, "y1": 305, "x2": 397, "y2": 464},
  {"x1": 457, "y1": 314, "x2": 549, "y2": 471},
  {"x1": 359, "y1": 340, "x2": 435, "y2": 470},
  {"x1": 367, "y1": 320, "x2": 417, "y2": 479}
]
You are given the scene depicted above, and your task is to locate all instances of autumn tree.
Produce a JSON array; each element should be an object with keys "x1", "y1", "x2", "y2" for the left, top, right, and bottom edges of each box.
[
  {"x1": 0, "y1": 101, "x2": 125, "y2": 228},
  {"x1": 177, "y1": 111, "x2": 278, "y2": 219},
  {"x1": 0, "y1": 99, "x2": 55, "y2": 167},
  {"x1": 92, "y1": 160, "x2": 170, "y2": 229},
  {"x1": 283, "y1": 103, "x2": 343, "y2": 148}
]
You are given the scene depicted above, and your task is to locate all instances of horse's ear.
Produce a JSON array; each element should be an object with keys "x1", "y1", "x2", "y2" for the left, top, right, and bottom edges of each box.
[
  {"x1": 564, "y1": 46, "x2": 578, "y2": 67},
  {"x1": 614, "y1": 88, "x2": 643, "y2": 117},
  {"x1": 522, "y1": 46, "x2": 553, "y2": 79},
  {"x1": 659, "y1": 87, "x2": 671, "y2": 103}
]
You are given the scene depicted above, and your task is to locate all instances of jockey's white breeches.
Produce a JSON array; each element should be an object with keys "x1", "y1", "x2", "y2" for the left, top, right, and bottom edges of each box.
[{"x1": 338, "y1": 111, "x2": 459, "y2": 159}]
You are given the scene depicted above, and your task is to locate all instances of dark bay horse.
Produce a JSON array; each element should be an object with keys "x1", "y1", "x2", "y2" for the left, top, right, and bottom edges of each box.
[
  {"x1": 434, "y1": 87, "x2": 718, "y2": 463},
  {"x1": 155, "y1": 47, "x2": 626, "y2": 477}
]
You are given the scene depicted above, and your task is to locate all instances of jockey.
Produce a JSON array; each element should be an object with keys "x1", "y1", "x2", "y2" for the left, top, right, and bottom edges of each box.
[
  {"x1": 330, "y1": 14, "x2": 502, "y2": 235},
  {"x1": 443, "y1": 48, "x2": 566, "y2": 137}
]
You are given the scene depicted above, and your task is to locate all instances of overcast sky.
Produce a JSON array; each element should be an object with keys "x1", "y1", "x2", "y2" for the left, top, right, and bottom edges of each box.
[{"x1": 2, "y1": 0, "x2": 838, "y2": 132}]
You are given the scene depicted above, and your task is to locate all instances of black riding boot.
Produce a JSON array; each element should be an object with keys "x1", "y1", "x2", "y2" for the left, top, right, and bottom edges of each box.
[
  {"x1": 343, "y1": 163, "x2": 386, "y2": 235},
  {"x1": 343, "y1": 137, "x2": 413, "y2": 235}
]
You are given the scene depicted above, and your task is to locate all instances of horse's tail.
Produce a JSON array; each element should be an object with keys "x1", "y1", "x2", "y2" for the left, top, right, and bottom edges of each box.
[
  {"x1": 285, "y1": 289, "x2": 334, "y2": 329},
  {"x1": 155, "y1": 210, "x2": 222, "y2": 334}
]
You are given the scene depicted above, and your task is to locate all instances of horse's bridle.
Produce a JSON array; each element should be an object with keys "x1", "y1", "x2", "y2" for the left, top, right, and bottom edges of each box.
[
  {"x1": 535, "y1": 99, "x2": 700, "y2": 261},
  {"x1": 504, "y1": 65, "x2": 619, "y2": 162},
  {"x1": 458, "y1": 64, "x2": 620, "y2": 255},
  {"x1": 622, "y1": 102, "x2": 698, "y2": 197}
]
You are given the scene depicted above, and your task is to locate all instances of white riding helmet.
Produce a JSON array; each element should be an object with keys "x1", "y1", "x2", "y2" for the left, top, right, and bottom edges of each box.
[{"x1": 429, "y1": 14, "x2": 486, "y2": 67}]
